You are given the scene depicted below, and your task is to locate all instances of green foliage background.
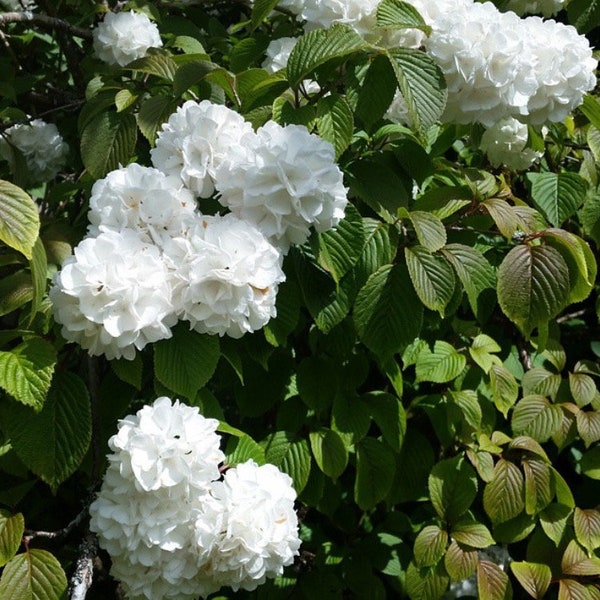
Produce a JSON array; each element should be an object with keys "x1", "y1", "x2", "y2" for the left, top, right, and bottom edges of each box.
[{"x1": 0, "y1": 0, "x2": 599, "y2": 598}]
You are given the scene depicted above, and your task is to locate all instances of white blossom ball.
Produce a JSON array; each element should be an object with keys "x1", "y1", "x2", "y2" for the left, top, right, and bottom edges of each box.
[
  {"x1": 162, "y1": 213, "x2": 285, "y2": 338},
  {"x1": 216, "y1": 121, "x2": 348, "y2": 249},
  {"x1": 384, "y1": 90, "x2": 412, "y2": 127},
  {"x1": 151, "y1": 100, "x2": 254, "y2": 199},
  {"x1": 87, "y1": 164, "x2": 196, "y2": 241},
  {"x1": 50, "y1": 230, "x2": 175, "y2": 360},
  {"x1": 0, "y1": 119, "x2": 68, "y2": 183},
  {"x1": 505, "y1": 0, "x2": 565, "y2": 16},
  {"x1": 299, "y1": 0, "x2": 381, "y2": 40},
  {"x1": 93, "y1": 10, "x2": 162, "y2": 67},
  {"x1": 262, "y1": 37, "x2": 299, "y2": 73},
  {"x1": 195, "y1": 460, "x2": 301, "y2": 592},
  {"x1": 480, "y1": 117, "x2": 543, "y2": 170}
]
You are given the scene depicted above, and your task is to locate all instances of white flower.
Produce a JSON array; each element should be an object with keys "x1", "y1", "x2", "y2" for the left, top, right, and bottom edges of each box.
[
  {"x1": 0, "y1": 119, "x2": 68, "y2": 183},
  {"x1": 93, "y1": 10, "x2": 162, "y2": 67},
  {"x1": 195, "y1": 460, "x2": 301, "y2": 592},
  {"x1": 0, "y1": 0, "x2": 35, "y2": 10},
  {"x1": 216, "y1": 120, "x2": 348, "y2": 249},
  {"x1": 504, "y1": 0, "x2": 565, "y2": 16},
  {"x1": 50, "y1": 230, "x2": 175, "y2": 360},
  {"x1": 262, "y1": 37, "x2": 299, "y2": 73},
  {"x1": 151, "y1": 100, "x2": 254, "y2": 199},
  {"x1": 162, "y1": 213, "x2": 285, "y2": 338},
  {"x1": 299, "y1": 0, "x2": 380, "y2": 40},
  {"x1": 384, "y1": 90, "x2": 412, "y2": 127},
  {"x1": 480, "y1": 117, "x2": 543, "y2": 170},
  {"x1": 87, "y1": 164, "x2": 197, "y2": 241}
]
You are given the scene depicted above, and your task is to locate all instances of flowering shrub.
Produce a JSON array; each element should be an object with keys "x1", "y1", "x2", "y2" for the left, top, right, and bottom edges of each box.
[{"x1": 0, "y1": 1, "x2": 600, "y2": 599}]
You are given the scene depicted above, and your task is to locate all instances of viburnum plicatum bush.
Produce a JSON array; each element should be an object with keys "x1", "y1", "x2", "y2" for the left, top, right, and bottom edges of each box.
[{"x1": 0, "y1": 1, "x2": 600, "y2": 599}]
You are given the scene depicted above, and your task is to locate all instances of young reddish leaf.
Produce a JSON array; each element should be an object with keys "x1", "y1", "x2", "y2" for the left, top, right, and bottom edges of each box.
[
  {"x1": 445, "y1": 539, "x2": 478, "y2": 582},
  {"x1": 483, "y1": 459, "x2": 524, "y2": 524},
  {"x1": 414, "y1": 525, "x2": 448, "y2": 568},
  {"x1": 477, "y1": 560, "x2": 513, "y2": 600},
  {"x1": 510, "y1": 561, "x2": 551, "y2": 599},
  {"x1": 573, "y1": 508, "x2": 600, "y2": 554}
]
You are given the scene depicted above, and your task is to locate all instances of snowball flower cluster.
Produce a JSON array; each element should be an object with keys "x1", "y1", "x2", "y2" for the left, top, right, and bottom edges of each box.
[
  {"x1": 298, "y1": 0, "x2": 380, "y2": 40},
  {"x1": 0, "y1": 119, "x2": 68, "y2": 184},
  {"x1": 504, "y1": 0, "x2": 565, "y2": 16},
  {"x1": 89, "y1": 398, "x2": 301, "y2": 600},
  {"x1": 479, "y1": 117, "x2": 543, "y2": 170},
  {"x1": 93, "y1": 10, "x2": 162, "y2": 67}
]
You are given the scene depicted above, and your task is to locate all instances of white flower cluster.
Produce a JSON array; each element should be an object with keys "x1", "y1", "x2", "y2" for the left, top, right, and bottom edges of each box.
[
  {"x1": 93, "y1": 10, "x2": 163, "y2": 67},
  {"x1": 0, "y1": 119, "x2": 68, "y2": 184},
  {"x1": 505, "y1": 0, "x2": 565, "y2": 17},
  {"x1": 89, "y1": 397, "x2": 301, "y2": 600}
]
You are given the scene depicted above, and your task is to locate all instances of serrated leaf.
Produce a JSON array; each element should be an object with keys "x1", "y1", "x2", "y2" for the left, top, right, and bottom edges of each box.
[
  {"x1": 540, "y1": 503, "x2": 573, "y2": 546},
  {"x1": 467, "y1": 450, "x2": 496, "y2": 483},
  {"x1": 354, "y1": 437, "x2": 395, "y2": 510},
  {"x1": 355, "y1": 54, "x2": 398, "y2": 128},
  {"x1": 576, "y1": 410, "x2": 600, "y2": 447},
  {"x1": 497, "y1": 244, "x2": 571, "y2": 337},
  {"x1": 510, "y1": 562, "x2": 551, "y2": 600},
  {"x1": 415, "y1": 341, "x2": 466, "y2": 384},
  {"x1": 414, "y1": 525, "x2": 448, "y2": 568},
  {"x1": 561, "y1": 539, "x2": 600, "y2": 576},
  {"x1": 264, "y1": 432, "x2": 311, "y2": 494},
  {"x1": 405, "y1": 560, "x2": 449, "y2": 600},
  {"x1": 137, "y1": 94, "x2": 177, "y2": 145},
  {"x1": 250, "y1": 0, "x2": 280, "y2": 28},
  {"x1": 154, "y1": 324, "x2": 220, "y2": 400},
  {"x1": 490, "y1": 365, "x2": 519, "y2": 417},
  {"x1": 523, "y1": 458, "x2": 553, "y2": 515},
  {"x1": 0, "y1": 180, "x2": 40, "y2": 259},
  {"x1": 316, "y1": 94, "x2": 354, "y2": 159},
  {"x1": 508, "y1": 437, "x2": 550, "y2": 462},
  {"x1": 287, "y1": 24, "x2": 368, "y2": 88},
  {"x1": 428, "y1": 455, "x2": 477, "y2": 522},
  {"x1": 376, "y1": 0, "x2": 430, "y2": 31},
  {"x1": 445, "y1": 539, "x2": 478, "y2": 582},
  {"x1": 173, "y1": 59, "x2": 218, "y2": 97},
  {"x1": 114, "y1": 88, "x2": 138, "y2": 112},
  {"x1": 363, "y1": 391, "x2": 406, "y2": 451},
  {"x1": 527, "y1": 172, "x2": 587, "y2": 227},
  {"x1": 353, "y1": 219, "x2": 397, "y2": 288},
  {"x1": 111, "y1": 353, "x2": 143, "y2": 390},
  {"x1": 482, "y1": 197, "x2": 528, "y2": 239},
  {"x1": 569, "y1": 373, "x2": 597, "y2": 408},
  {"x1": 80, "y1": 111, "x2": 137, "y2": 179},
  {"x1": 28, "y1": 237, "x2": 47, "y2": 323},
  {"x1": 574, "y1": 507, "x2": 600, "y2": 553},
  {"x1": 0, "y1": 338, "x2": 55, "y2": 410},
  {"x1": 470, "y1": 334, "x2": 502, "y2": 374},
  {"x1": 558, "y1": 578, "x2": 600, "y2": 600},
  {"x1": 408, "y1": 211, "x2": 447, "y2": 252},
  {"x1": 478, "y1": 560, "x2": 513, "y2": 600},
  {"x1": 331, "y1": 393, "x2": 371, "y2": 445},
  {"x1": 581, "y1": 445, "x2": 600, "y2": 479},
  {"x1": 449, "y1": 390, "x2": 483, "y2": 431},
  {"x1": 226, "y1": 435, "x2": 266, "y2": 466},
  {"x1": 512, "y1": 395, "x2": 563, "y2": 442},
  {"x1": 483, "y1": 459, "x2": 524, "y2": 524},
  {"x1": 2, "y1": 372, "x2": 90, "y2": 492},
  {"x1": 127, "y1": 54, "x2": 177, "y2": 80},
  {"x1": 386, "y1": 47, "x2": 447, "y2": 137},
  {"x1": 354, "y1": 263, "x2": 423, "y2": 358},
  {"x1": 0, "y1": 271, "x2": 34, "y2": 318},
  {"x1": 0, "y1": 511, "x2": 24, "y2": 567},
  {"x1": 567, "y1": 0, "x2": 600, "y2": 34},
  {"x1": 522, "y1": 368, "x2": 561, "y2": 400},
  {"x1": 452, "y1": 521, "x2": 495, "y2": 549}
]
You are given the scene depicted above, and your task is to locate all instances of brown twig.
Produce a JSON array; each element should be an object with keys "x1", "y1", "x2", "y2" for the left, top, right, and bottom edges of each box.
[
  {"x1": 23, "y1": 505, "x2": 88, "y2": 544},
  {"x1": 0, "y1": 12, "x2": 92, "y2": 39}
]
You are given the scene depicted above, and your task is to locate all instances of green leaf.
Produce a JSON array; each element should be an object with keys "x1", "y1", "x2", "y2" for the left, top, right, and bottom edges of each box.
[
  {"x1": 0, "y1": 338, "x2": 55, "y2": 410},
  {"x1": 111, "y1": 353, "x2": 143, "y2": 390},
  {"x1": 527, "y1": 172, "x2": 587, "y2": 227},
  {"x1": 80, "y1": 111, "x2": 137, "y2": 179},
  {"x1": 226, "y1": 434, "x2": 266, "y2": 466},
  {"x1": 573, "y1": 507, "x2": 600, "y2": 553},
  {"x1": 2, "y1": 372, "x2": 91, "y2": 492},
  {"x1": 126, "y1": 53, "x2": 178, "y2": 80},
  {"x1": 363, "y1": 391, "x2": 406, "y2": 451},
  {"x1": 493, "y1": 512, "x2": 536, "y2": 544},
  {"x1": 28, "y1": 237, "x2": 47, "y2": 322},
  {"x1": 376, "y1": 0, "x2": 430, "y2": 31},
  {"x1": 581, "y1": 445, "x2": 600, "y2": 479},
  {"x1": 115, "y1": 89, "x2": 138, "y2": 113},
  {"x1": 510, "y1": 562, "x2": 550, "y2": 600},
  {"x1": 0, "y1": 272, "x2": 34, "y2": 318},
  {"x1": 567, "y1": 0, "x2": 600, "y2": 34},
  {"x1": 354, "y1": 437, "x2": 395, "y2": 510},
  {"x1": 137, "y1": 95, "x2": 177, "y2": 145},
  {"x1": 449, "y1": 390, "x2": 483, "y2": 431},
  {"x1": 287, "y1": 24, "x2": 368, "y2": 88},
  {"x1": 561, "y1": 539, "x2": 600, "y2": 576},
  {"x1": 264, "y1": 432, "x2": 311, "y2": 494},
  {"x1": 523, "y1": 458, "x2": 553, "y2": 515},
  {"x1": 263, "y1": 279, "x2": 301, "y2": 347},
  {"x1": 415, "y1": 341, "x2": 466, "y2": 384},
  {"x1": 509, "y1": 437, "x2": 549, "y2": 462},
  {"x1": 297, "y1": 356, "x2": 337, "y2": 412},
  {"x1": 250, "y1": 0, "x2": 280, "y2": 28},
  {"x1": 470, "y1": 334, "x2": 502, "y2": 374},
  {"x1": 522, "y1": 368, "x2": 561, "y2": 400},
  {"x1": 0, "y1": 511, "x2": 24, "y2": 568},
  {"x1": 483, "y1": 459, "x2": 524, "y2": 524},
  {"x1": 405, "y1": 561, "x2": 450, "y2": 600},
  {"x1": 386, "y1": 48, "x2": 447, "y2": 137},
  {"x1": 353, "y1": 219, "x2": 397, "y2": 288},
  {"x1": 445, "y1": 539, "x2": 478, "y2": 582},
  {"x1": 355, "y1": 54, "x2": 398, "y2": 128},
  {"x1": 576, "y1": 410, "x2": 600, "y2": 447},
  {"x1": 569, "y1": 373, "x2": 597, "y2": 408},
  {"x1": 331, "y1": 394, "x2": 371, "y2": 445},
  {"x1": 478, "y1": 560, "x2": 513, "y2": 600},
  {"x1": 540, "y1": 503, "x2": 573, "y2": 546},
  {"x1": 0, "y1": 180, "x2": 40, "y2": 259},
  {"x1": 173, "y1": 59, "x2": 218, "y2": 97},
  {"x1": 354, "y1": 263, "x2": 423, "y2": 358},
  {"x1": 414, "y1": 525, "x2": 448, "y2": 568},
  {"x1": 154, "y1": 324, "x2": 220, "y2": 400},
  {"x1": 497, "y1": 244, "x2": 571, "y2": 337},
  {"x1": 452, "y1": 521, "x2": 495, "y2": 548},
  {"x1": 407, "y1": 211, "x2": 447, "y2": 252},
  {"x1": 482, "y1": 197, "x2": 530, "y2": 239},
  {"x1": 0, "y1": 549, "x2": 67, "y2": 599},
  {"x1": 558, "y1": 579, "x2": 600, "y2": 600},
  {"x1": 512, "y1": 395, "x2": 563, "y2": 443},
  {"x1": 489, "y1": 365, "x2": 519, "y2": 417},
  {"x1": 428, "y1": 456, "x2": 478, "y2": 522},
  {"x1": 316, "y1": 94, "x2": 354, "y2": 159}
]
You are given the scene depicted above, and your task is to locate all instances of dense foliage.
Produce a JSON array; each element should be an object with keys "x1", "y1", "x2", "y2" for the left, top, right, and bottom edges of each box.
[{"x1": 0, "y1": 1, "x2": 599, "y2": 599}]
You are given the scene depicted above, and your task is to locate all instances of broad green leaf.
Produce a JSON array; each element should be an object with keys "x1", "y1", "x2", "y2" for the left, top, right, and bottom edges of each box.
[
  {"x1": 111, "y1": 353, "x2": 143, "y2": 390},
  {"x1": 407, "y1": 211, "x2": 447, "y2": 252},
  {"x1": 386, "y1": 47, "x2": 447, "y2": 137},
  {"x1": 0, "y1": 549, "x2": 67, "y2": 600},
  {"x1": 522, "y1": 368, "x2": 561, "y2": 400},
  {"x1": 445, "y1": 539, "x2": 478, "y2": 582},
  {"x1": 264, "y1": 432, "x2": 311, "y2": 494},
  {"x1": 137, "y1": 95, "x2": 177, "y2": 145},
  {"x1": 316, "y1": 94, "x2": 354, "y2": 159},
  {"x1": 263, "y1": 279, "x2": 301, "y2": 347},
  {"x1": 355, "y1": 54, "x2": 398, "y2": 128},
  {"x1": 331, "y1": 394, "x2": 371, "y2": 445},
  {"x1": 527, "y1": 172, "x2": 587, "y2": 227},
  {"x1": 173, "y1": 59, "x2": 218, "y2": 97},
  {"x1": 0, "y1": 180, "x2": 40, "y2": 259},
  {"x1": 490, "y1": 365, "x2": 519, "y2": 417},
  {"x1": 449, "y1": 390, "x2": 482, "y2": 431},
  {"x1": 470, "y1": 334, "x2": 502, "y2": 374},
  {"x1": 467, "y1": 449, "x2": 496, "y2": 483},
  {"x1": 28, "y1": 237, "x2": 47, "y2": 322},
  {"x1": 297, "y1": 356, "x2": 337, "y2": 412},
  {"x1": 354, "y1": 263, "x2": 423, "y2": 358},
  {"x1": 552, "y1": 467, "x2": 575, "y2": 507},
  {"x1": 414, "y1": 525, "x2": 448, "y2": 568},
  {"x1": 0, "y1": 511, "x2": 23, "y2": 567},
  {"x1": 540, "y1": 503, "x2": 573, "y2": 546},
  {"x1": 497, "y1": 244, "x2": 571, "y2": 337},
  {"x1": 353, "y1": 219, "x2": 397, "y2": 288},
  {"x1": 2, "y1": 372, "x2": 91, "y2": 492},
  {"x1": 405, "y1": 246, "x2": 456, "y2": 315},
  {"x1": 272, "y1": 97, "x2": 317, "y2": 128},
  {"x1": 354, "y1": 437, "x2": 395, "y2": 510},
  {"x1": 508, "y1": 437, "x2": 549, "y2": 462},
  {"x1": 363, "y1": 391, "x2": 406, "y2": 451},
  {"x1": 510, "y1": 562, "x2": 551, "y2": 600},
  {"x1": 154, "y1": 324, "x2": 220, "y2": 400},
  {"x1": 561, "y1": 539, "x2": 600, "y2": 576},
  {"x1": 376, "y1": 0, "x2": 430, "y2": 31},
  {"x1": 405, "y1": 560, "x2": 449, "y2": 600},
  {"x1": 493, "y1": 512, "x2": 536, "y2": 544},
  {"x1": 523, "y1": 458, "x2": 553, "y2": 515},
  {"x1": 482, "y1": 197, "x2": 529, "y2": 239},
  {"x1": 415, "y1": 341, "x2": 466, "y2": 384},
  {"x1": 567, "y1": 0, "x2": 600, "y2": 33},
  {"x1": 452, "y1": 521, "x2": 495, "y2": 549},
  {"x1": 114, "y1": 88, "x2": 138, "y2": 112},
  {"x1": 569, "y1": 373, "x2": 597, "y2": 408},
  {"x1": 573, "y1": 507, "x2": 600, "y2": 553},
  {"x1": 126, "y1": 54, "x2": 178, "y2": 80},
  {"x1": 558, "y1": 578, "x2": 600, "y2": 600},
  {"x1": 581, "y1": 445, "x2": 600, "y2": 479},
  {"x1": 0, "y1": 338, "x2": 55, "y2": 410},
  {"x1": 428, "y1": 455, "x2": 477, "y2": 522},
  {"x1": 226, "y1": 435, "x2": 266, "y2": 466},
  {"x1": 390, "y1": 429, "x2": 434, "y2": 503},
  {"x1": 477, "y1": 560, "x2": 513, "y2": 600},
  {"x1": 287, "y1": 24, "x2": 368, "y2": 88},
  {"x1": 80, "y1": 111, "x2": 137, "y2": 179},
  {"x1": 576, "y1": 410, "x2": 600, "y2": 447},
  {"x1": 512, "y1": 395, "x2": 563, "y2": 442},
  {"x1": 251, "y1": 0, "x2": 280, "y2": 28},
  {"x1": 0, "y1": 272, "x2": 34, "y2": 318},
  {"x1": 483, "y1": 459, "x2": 524, "y2": 524}
]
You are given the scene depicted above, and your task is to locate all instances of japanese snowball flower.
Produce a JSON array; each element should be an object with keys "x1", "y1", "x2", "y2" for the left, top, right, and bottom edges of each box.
[
  {"x1": 0, "y1": 119, "x2": 67, "y2": 183},
  {"x1": 216, "y1": 120, "x2": 348, "y2": 249},
  {"x1": 162, "y1": 213, "x2": 285, "y2": 338},
  {"x1": 151, "y1": 100, "x2": 254, "y2": 199},
  {"x1": 194, "y1": 460, "x2": 301, "y2": 592},
  {"x1": 385, "y1": 90, "x2": 412, "y2": 127},
  {"x1": 505, "y1": 0, "x2": 565, "y2": 16},
  {"x1": 87, "y1": 163, "x2": 196, "y2": 241},
  {"x1": 50, "y1": 229, "x2": 175, "y2": 360},
  {"x1": 479, "y1": 117, "x2": 543, "y2": 170},
  {"x1": 299, "y1": 0, "x2": 381, "y2": 40},
  {"x1": 93, "y1": 10, "x2": 162, "y2": 67}
]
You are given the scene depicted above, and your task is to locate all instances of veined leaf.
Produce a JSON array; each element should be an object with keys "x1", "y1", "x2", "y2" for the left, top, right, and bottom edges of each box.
[
  {"x1": 523, "y1": 458, "x2": 553, "y2": 515},
  {"x1": 407, "y1": 210, "x2": 447, "y2": 252},
  {"x1": 527, "y1": 172, "x2": 587, "y2": 227},
  {"x1": 576, "y1": 410, "x2": 600, "y2": 447},
  {"x1": 490, "y1": 365, "x2": 519, "y2": 417},
  {"x1": 354, "y1": 437, "x2": 395, "y2": 510},
  {"x1": 558, "y1": 578, "x2": 600, "y2": 600},
  {"x1": 540, "y1": 503, "x2": 572, "y2": 546},
  {"x1": 573, "y1": 507, "x2": 600, "y2": 553},
  {"x1": 405, "y1": 560, "x2": 450, "y2": 600},
  {"x1": 428, "y1": 455, "x2": 477, "y2": 522},
  {"x1": 0, "y1": 511, "x2": 24, "y2": 568},
  {"x1": 264, "y1": 432, "x2": 311, "y2": 494},
  {"x1": 510, "y1": 562, "x2": 551, "y2": 600},
  {"x1": 452, "y1": 520, "x2": 495, "y2": 549},
  {"x1": 414, "y1": 525, "x2": 448, "y2": 568},
  {"x1": 445, "y1": 539, "x2": 478, "y2": 582},
  {"x1": 483, "y1": 459, "x2": 524, "y2": 524},
  {"x1": 355, "y1": 54, "x2": 398, "y2": 128},
  {"x1": 477, "y1": 560, "x2": 513, "y2": 600},
  {"x1": 126, "y1": 54, "x2": 177, "y2": 80},
  {"x1": 363, "y1": 391, "x2": 406, "y2": 451},
  {"x1": 376, "y1": 0, "x2": 430, "y2": 32},
  {"x1": 512, "y1": 395, "x2": 563, "y2": 442},
  {"x1": 0, "y1": 180, "x2": 40, "y2": 259},
  {"x1": 250, "y1": 0, "x2": 280, "y2": 28},
  {"x1": 569, "y1": 372, "x2": 597, "y2": 408},
  {"x1": 415, "y1": 341, "x2": 466, "y2": 384},
  {"x1": 561, "y1": 539, "x2": 600, "y2": 576},
  {"x1": 137, "y1": 95, "x2": 177, "y2": 145},
  {"x1": 316, "y1": 94, "x2": 354, "y2": 158},
  {"x1": 567, "y1": 0, "x2": 600, "y2": 34}
]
